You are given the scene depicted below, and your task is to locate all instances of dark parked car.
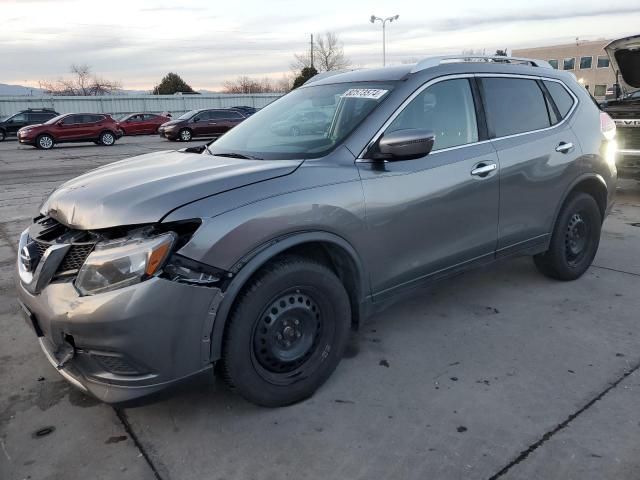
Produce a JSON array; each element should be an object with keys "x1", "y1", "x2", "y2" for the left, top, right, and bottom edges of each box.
[
  {"x1": 16, "y1": 55, "x2": 616, "y2": 407},
  {"x1": 600, "y1": 34, "x2": 640, "y2": 179},
  {"x1": 119, "y1": 113, "x2": 171, "y2": 136},
  {"x1": 18, "y1": 113, "x2": 123, "y2": 149},
  {"x1": 271, "y1": 110, "x2": 330, "y2": 136},
  {"x1": 158, "y1": 108, "x2": 248, "y2": 141},
  {"x1": 0, "y1": 108, "x2": 59, "y2": 141},
  {"x1": 231, "y1": 105, "x2": 258, "y2": 116}
]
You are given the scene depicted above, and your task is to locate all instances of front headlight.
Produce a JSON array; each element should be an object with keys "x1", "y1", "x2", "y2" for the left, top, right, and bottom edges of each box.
[{"x1": 75, "y1": 232, "x2": 175, "y2": 296}]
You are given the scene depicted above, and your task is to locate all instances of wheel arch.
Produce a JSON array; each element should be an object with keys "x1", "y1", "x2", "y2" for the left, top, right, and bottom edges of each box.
[
  {"x1": 209, "y1": 231, "x2": 369, "y2": 361},
  {"x1": 554, "y1": 174, "x2": 609, "y2": 226}
]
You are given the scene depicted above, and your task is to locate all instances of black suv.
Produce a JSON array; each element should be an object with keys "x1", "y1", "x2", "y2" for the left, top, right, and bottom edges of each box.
[{"x1": 0, "y1": 108, "x2": 59, "y2": 141}]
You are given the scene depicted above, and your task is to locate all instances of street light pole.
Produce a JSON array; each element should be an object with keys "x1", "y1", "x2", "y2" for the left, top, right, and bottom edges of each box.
[{"x1": 370, "y1": 14, "x2": 399, "y2": 66}]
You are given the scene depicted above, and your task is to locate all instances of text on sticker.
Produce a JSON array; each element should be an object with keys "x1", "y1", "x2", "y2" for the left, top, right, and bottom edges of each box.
[{"x1": 341, "y1": 89, "x2": 389, "y2": 100}]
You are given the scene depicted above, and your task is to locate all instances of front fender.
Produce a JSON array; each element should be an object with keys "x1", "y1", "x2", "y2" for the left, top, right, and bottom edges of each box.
[{"x1": 205, "y1": 230, "x2": 369, "y2": 361}]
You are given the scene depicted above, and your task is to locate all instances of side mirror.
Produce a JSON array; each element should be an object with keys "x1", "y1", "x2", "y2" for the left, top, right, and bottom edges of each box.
[
  {"x1": 192, "y1": 117, "x2": 201, "y2": 123},
  {"x1": 372, "y1": 129, "x2": 435, "y2": 161}
]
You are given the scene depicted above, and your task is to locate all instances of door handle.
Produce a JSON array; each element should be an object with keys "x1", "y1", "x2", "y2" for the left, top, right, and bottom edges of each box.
[
  {"x1": 555, "y1": 142, "x2": 574, "y2": 154},
  {"x1": 208, "y1": 122, "x2": 217, "y2": 125},
  {"x1": 470, "y1": 163, "x2": 497, "y2": 177}
]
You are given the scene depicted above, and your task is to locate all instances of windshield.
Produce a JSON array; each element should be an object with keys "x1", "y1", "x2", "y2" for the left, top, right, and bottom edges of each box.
[
  {"x1": 45, "y1": 114, "x2": 66, "y2": 125},
  {"x1": 208, "y1": 82, "x2": 395, "y2": 159},
  {"x1": 178, "y1": 110, "x2": 198, "y2": 120}
]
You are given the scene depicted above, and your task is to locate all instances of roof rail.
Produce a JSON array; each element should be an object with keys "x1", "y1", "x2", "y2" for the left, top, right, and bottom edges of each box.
[{"x1": 410, "y1": 55, "x2": 553, "y2": 73}]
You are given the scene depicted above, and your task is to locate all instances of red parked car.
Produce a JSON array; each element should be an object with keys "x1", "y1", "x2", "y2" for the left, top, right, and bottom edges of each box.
[
  {"x1": 118, "y1": 113, "x2": 170, "y2": 136},
  {"x1": 18, "y1": 113, "x2": 123, "y2": 150}
]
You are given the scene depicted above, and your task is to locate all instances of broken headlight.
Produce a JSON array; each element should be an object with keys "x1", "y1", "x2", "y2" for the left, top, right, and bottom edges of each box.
[
  {"x1": 162, "y1": 254, "x2": 230, "y2": 287},
  {"x1": 75, "y1": 232, "x2": 175, "y2": 296}
]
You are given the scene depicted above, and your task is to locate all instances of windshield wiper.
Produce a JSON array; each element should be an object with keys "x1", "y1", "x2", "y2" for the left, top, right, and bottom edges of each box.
[{"x1": 214, "y1": 152, "x2": 263, "y2": 160}]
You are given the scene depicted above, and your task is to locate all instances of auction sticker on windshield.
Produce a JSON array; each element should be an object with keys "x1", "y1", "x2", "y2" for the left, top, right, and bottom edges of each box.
[{"x1": 341, "y1": 89, "x2": 389, "y2": 100}]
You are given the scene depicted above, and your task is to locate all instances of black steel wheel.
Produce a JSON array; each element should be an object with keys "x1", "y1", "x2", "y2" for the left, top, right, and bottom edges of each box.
[
  {"x1": 534, "y1": 192, "x2": 601, "y2": 280},
  {"x1": 221, "y1": 255, "x2": 351, "y2": 407}
]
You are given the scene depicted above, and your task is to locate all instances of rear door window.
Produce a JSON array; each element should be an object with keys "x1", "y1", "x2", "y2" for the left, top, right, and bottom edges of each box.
[
  {"x1": 480, "y1": 78, "x2": 551, "y2": 137},
  {"x1": 29, "y1": 113, "x2": 54, "y2": 123},
  {"x1": 543, "y1": 80, "x2": 575, "y2": 119},
  {"x1": 387, "y1": 78, "x2": 478, "y2": 151}
]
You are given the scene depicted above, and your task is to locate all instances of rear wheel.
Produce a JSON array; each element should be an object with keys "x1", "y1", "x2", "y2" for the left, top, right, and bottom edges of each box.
[
  {"x1": 221, "y1": 256, "x2": 351, "y2": 407},
  {"x1": 533, "y1": 192, "x2": 601, "y2": 280},
  {"x1": 179, "y1": 128, "x2": 192, "y2": 141},
  {"x1": 99, "y1": 131, "x2": 115, "y2": 146},
  {"x1": 36, "y1": 134, "x2": 54, "y2": 150}
]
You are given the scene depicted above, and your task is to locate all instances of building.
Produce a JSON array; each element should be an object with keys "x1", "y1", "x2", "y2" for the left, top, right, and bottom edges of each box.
[{"x1": 512, "y1": 39, "x2": 615, "y2": 100}]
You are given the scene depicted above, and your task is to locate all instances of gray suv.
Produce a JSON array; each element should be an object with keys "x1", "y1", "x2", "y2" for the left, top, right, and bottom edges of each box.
[{"x1": 16, "y1": 56, "x2": 617, "y2": 407}]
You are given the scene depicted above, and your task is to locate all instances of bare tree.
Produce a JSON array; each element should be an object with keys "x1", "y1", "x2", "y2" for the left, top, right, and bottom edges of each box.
[
  {"x1": 222, "y1": 75, "x2": 292, "y2": 94},
  {"x1": 40, "y1": 64, "x2": 121, "y2": 96},
  {"x1": 292, "y1": 32, "x2": 351, "y2": 72}
]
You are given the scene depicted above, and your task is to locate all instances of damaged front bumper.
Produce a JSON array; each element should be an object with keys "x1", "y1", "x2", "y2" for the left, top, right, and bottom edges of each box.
[{"x1": 16, "y1": 267, "x2": 221, "y2": 404}]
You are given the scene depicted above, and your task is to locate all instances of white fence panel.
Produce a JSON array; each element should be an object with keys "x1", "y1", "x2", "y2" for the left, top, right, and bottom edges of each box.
[{"x1": 0, "y1": 94, "x2": 283, "y2": 117}]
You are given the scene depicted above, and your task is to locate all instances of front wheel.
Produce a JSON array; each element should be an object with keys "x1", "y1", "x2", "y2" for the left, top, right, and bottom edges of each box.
[
  {"x1": 0, "y1": 130, "x2": 5, "y2": 141},
  {"x1": 36, "y1": 134, "x2": 54, "y2": 150},
  {"x1": 221, "y1": 256, "x2": 351, "y2": 407},
  {"x1": 179, "y1": 128, "x2": 192, "y2": 141},
  {"x1": 99, "y1": 131, "x2": 116, "y2": 146},
  {"x1": 533, "y1": 192, "x2": 602, "y2": 280}
]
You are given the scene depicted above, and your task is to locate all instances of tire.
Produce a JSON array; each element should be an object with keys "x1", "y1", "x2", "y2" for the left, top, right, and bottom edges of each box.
[
  {"x1": 221, "y1": 255, "x2": 351, "y2": 407},
  {"x1": 179, "y1": 128, "x2": 192, "y2": 141},
  {"x1": 99, "y1": 131, "x2": 116, "y2": 146},
  {"x1": 36, "y1": 134, "x2": 54, "y2": 150},
  {"x1": 533, "y1": 192, "x2": 602, "y2": 280},
  {"x1": 290, "y1": 126, "x2": 300, "y2": 137},
  {"x1": 0, "y1": 130, "x2": 5, "y2": 142}
]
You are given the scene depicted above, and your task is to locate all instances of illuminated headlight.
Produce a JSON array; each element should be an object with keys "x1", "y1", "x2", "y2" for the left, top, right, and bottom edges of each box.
[{"x1": 75, "y1": 232, "x2": 175, "y2": 296}]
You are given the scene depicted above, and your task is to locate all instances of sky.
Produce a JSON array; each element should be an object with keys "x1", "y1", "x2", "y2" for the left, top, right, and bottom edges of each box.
[{"x1": 1, "y1": 0, "x2": 639, "y2": 91}]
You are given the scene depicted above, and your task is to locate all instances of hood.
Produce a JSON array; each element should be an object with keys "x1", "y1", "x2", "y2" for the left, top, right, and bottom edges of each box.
[
  {"x1": 41, "y1": 150, "x2": 302, "y2": 229},
  {"x1": 161, "y1": 119, "x2": 184, "y2": 127},
  {"x1": 20, "y1": 123, "x2": 44, "y2": 130},
  {"x1": 605, "y1": 35, "x2": 640, "y2": 95}
]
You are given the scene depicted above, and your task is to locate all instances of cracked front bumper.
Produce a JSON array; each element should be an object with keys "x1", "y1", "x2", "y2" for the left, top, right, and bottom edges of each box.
[{"x1": 16, "y1": 270, "x2": 220, "y2": 404}]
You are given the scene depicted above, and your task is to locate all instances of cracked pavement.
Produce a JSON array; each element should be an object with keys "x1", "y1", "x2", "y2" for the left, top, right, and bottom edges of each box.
[{"x1": 1, "y1": 136, "x2": 639, "y2": 480}]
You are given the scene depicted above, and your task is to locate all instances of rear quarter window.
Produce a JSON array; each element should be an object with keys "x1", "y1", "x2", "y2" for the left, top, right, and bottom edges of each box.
[
  {"x1": 480, "y1": 78, "x2": 551, "y2": 137},
  {"x1": 543, "y1": 80, "x2": 575, "y2": 119}
]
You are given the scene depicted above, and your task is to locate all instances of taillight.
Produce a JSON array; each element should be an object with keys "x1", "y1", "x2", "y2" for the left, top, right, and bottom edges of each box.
[{"x1": 600, "y1": 112, "x2": 616, "y2": 141}]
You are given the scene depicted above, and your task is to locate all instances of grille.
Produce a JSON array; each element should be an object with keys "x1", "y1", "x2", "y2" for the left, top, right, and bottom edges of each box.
[
  {"x1": 32, "y1": 239, "x2": 95, "y2": 276},
  {"x1": 617, "y1": 128, "x2": 640, "y2": 150},
  {"x1": 58, "y1": 244, "x2": 94, "y2": 272},
  {"x1": 91, "y1": 354, "x2": 141, "y2": 375}
]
